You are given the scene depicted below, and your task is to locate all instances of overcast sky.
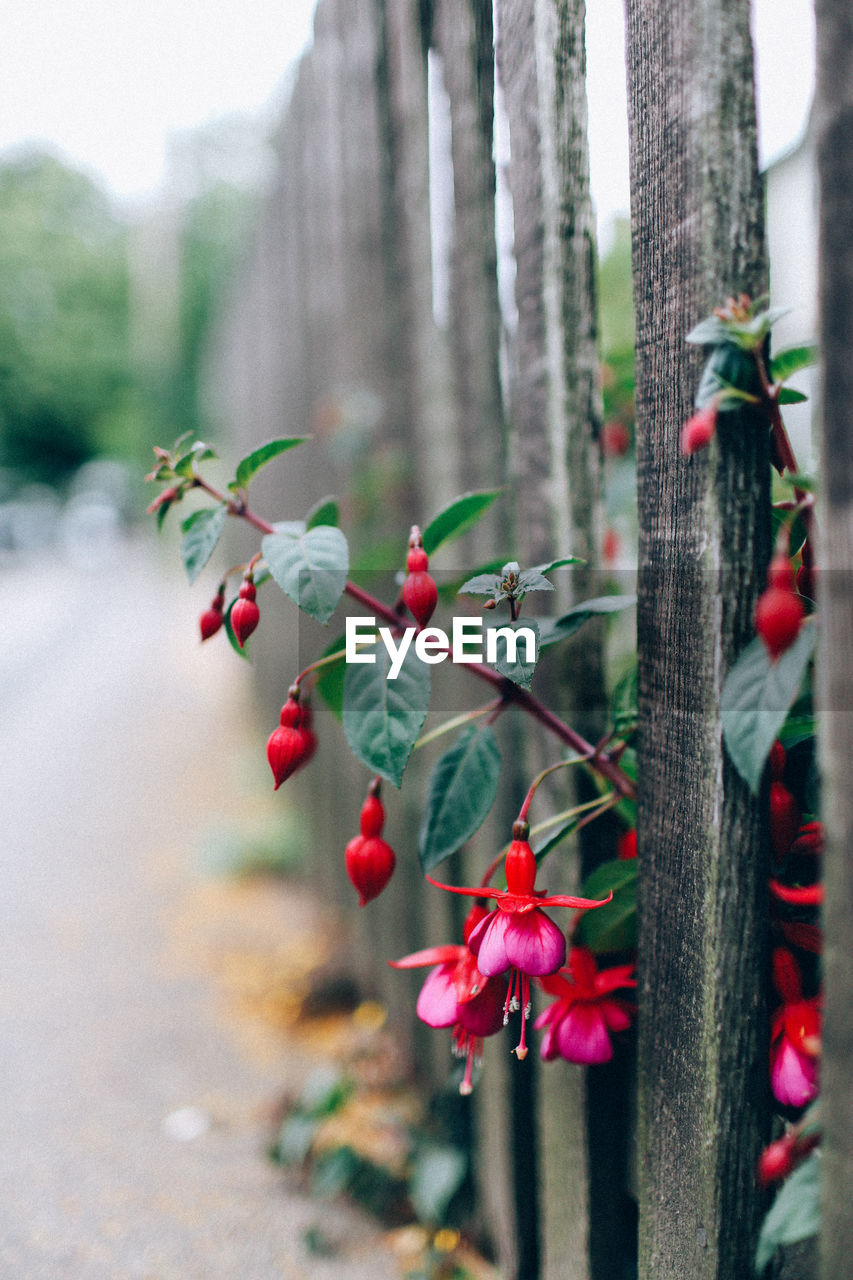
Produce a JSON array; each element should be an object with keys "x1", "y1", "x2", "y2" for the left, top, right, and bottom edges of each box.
[{"x1": 0, "y1": 0, "x2": 816, "y2": 232}]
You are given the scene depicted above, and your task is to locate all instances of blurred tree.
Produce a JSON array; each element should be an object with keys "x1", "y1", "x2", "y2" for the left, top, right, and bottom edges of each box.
[{"x1": 0, "y1": 150, "x2": 135, "y2": 485}]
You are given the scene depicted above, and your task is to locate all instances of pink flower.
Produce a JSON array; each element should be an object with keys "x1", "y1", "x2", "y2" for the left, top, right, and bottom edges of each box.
[
  {"x1": 769, "y1": 948, "x2": 820, "y2": 1108},
  {"x1": 389, "y1": 907, "x2": 508, "y2": 1094},
  {"x1": 534, "y1": 946, "x2": 636, "y2": 1065},
  {"x1": 426, "y1": 831, "x2": 611, "y2": 1060}
]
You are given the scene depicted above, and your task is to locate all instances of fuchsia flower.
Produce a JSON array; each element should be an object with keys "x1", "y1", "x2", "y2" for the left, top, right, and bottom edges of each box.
[
  {"x1": 390, "y1": 906, "x2": 508, "y2": 1094},
  {"x1": 770, "y1": 948, "x2": 821, "y2": 1108},
  {"x1": 426, "y1": 826, "x2": 612, "y2": 1060},
  {"x1": 534, "y1": 946, "x2": 637, "y2": 1064}
]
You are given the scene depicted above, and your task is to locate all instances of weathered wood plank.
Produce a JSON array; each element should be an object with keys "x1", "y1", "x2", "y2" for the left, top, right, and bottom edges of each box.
[
  {"x1": 623, "y1": 1, "x2": 770, "y2": 1277},
  {"x1": 814, "y1": 3, "x2": 853, "y2": 1276}
]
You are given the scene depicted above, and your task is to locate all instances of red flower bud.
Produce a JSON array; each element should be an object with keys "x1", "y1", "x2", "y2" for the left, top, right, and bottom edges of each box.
[
  {"x1": 199, "y1": 589, "x2": 225, "y2": 642},
  {"x1": 770, "y1": 782, "x2": 801, "y2": 862},
  {"x1": 600, "y1": 420, "x2": 631, "y2": 457},
  {"x1": 266, "y1": 693, "x2": 316, "y2": 789},
  {"x1": 231, "y1": 577, "x2": 260, "y2": 648},
  {"x1": 757, "y1": 1135, "x2": 796, "y2": 1186},
  {"x1": 345, "y1": 834, "x2": 396, "y2": 906},
  {"x1": 402, "y1": 545, "x2": 438, "y2": 629},
  {"x1": 768, "y1": 553, "x2": 795, "y2": 591},
  {"x1": 618, "y1": 829, "x2": 637, "y2": 860},
  {"x1": 360, "y1": 794, "x2": 386, "y2": 839},
  {"x1": 680, "y1": 403, "x2": 717, "y2": 455},
  {"x1": 755, "y1": 585, "x2": 805, "y2": 659}
]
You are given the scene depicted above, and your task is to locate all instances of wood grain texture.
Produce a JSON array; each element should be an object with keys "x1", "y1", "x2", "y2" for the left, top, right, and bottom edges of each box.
[
  {"x1": 814, "y1": 4, "x2": 853, "y2": 1276},
  {"x1": 623, "y1": 2, "x2": 771, "y2": 1276}
]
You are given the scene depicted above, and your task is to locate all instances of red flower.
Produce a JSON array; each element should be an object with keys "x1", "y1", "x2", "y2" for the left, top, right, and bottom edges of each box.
[
  {"x1": 266, "y1": 692, "x2": 316, "y2": 788},
  {"x1": 345, "y1": 781, "x2": 396, "y2": 906},
  {"x1": 770, "y1": 949, "x2": 820, "y2": 1108},
  {"x1": 426, "y1": 829, "x2": 612, "y2": 1059},
  {"x1": 390, "y1": 907, "x2": 508, "y2": 1094},
  {"x1": 534, "y1": 946, "x2": 636, "y2": 1064}
]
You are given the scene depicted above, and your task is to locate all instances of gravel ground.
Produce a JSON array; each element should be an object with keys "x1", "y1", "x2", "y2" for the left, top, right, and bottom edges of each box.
[{"x1": 0, "y1": 536, "x2": 401, "y2": 1280}]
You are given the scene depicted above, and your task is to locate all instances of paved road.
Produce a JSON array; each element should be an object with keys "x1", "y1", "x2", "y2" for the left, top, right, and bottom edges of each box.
[{"x1": 0, "y1": 537, "x2": 398, "y2": 1280}]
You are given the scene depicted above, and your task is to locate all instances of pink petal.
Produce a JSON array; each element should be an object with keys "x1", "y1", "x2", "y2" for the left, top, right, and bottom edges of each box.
[
  {"x1": 539, "y1": 1020, "x2": 560, "y2": 1061},
  {"x1": 601, "y1": 999, "x2": 633, "y2": 1033},
  {"x1": 771, "y1": 1038, "x2": 818, "y2": 1108},
  {"x1": 471, "y1": 911, "x2": 512, "y2": 976},
  {"x1": 416, "y1": 964, "x2": 460, "y2": 1028},
  {"x1": 504, "y1": 908, "x2": 566, "y2": 977},
  {"x1": 555, "y1": 1003, "x2": 613, "y2": 1064},
  {"x1": 457, "y1": 974, "x2": 508, "y2": 1037}
]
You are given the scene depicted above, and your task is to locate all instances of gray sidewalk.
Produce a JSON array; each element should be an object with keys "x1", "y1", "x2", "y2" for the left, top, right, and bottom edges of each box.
[{"x1": 0, "y1": 538, "x2": 399, "y2": 1279}]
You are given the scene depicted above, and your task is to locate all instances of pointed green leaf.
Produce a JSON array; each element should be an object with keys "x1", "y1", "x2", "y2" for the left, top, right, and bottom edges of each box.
[
  {"x1": 686, "y1": 315, "x2": 730, "y2": 346},
  {"x1": 487, "y1": 618, "x2": 539, "y2": 688},
  {"x1": 262, "y1": 525, "x2": 349, "y2": 624},
  {"x1": 180, "y1": 505, "x2": 227, "y2": 584},
  {"x1": 771, "y1": 344, "x2": 818, "y2": 383},
  {"x1": 533, "y1": 814, "x2": 584, "y2": 863},
  {"x1": 530, "y1": 556, "x2": 585, "y2": 574},
  {"x1": 755, "y1": 1152, "x2": 820, "y2": 1273},
  {"x1": 516, "y1": 569, "x2": 555, "y2": 594},
  {"x1": 223, "y1": 596, "x2": 250, "y2": 660},
  {"x1": 721, "y1": 625, "x2": 817, "y2": 795},
  {"x1": 778, "y1": 387, "x2": 808, "y2": 405},
  {"x1": 695, "y1": 342, "x2": 761, "y2": 411},
  {"x1": 458, "y1": 572, "x2": 502, "y2": 597},
  {"x1": 173, "y1": 441, "x2": 217, "y2": 478},
  {"x1": 343, "y1": 643, "x2": 431, "y2": 787},
  {"x1": 305, "y1": 495, "x2": 340, "y2": 529},
  {"x1": 314, "y1": 633, "x2": 348, "y2": 719},
  {"x1": 417, "y1": 725, "x2": 501, "y2": 871},
  {"x1": 234, "y1": 438, "x2": 308, "y2": 491},
  {"x1": 421, "y1": 489, "x2": 502, "y2": 557},
  {"x1": 574, "y1": 858, "x2": 638, "y2": 955},
  {"x1": 612, "y1": 663, "x2": 638, "y2": 736},
  {"x1": 538, "y1": 595, "x2": 636, "y2": 648}
]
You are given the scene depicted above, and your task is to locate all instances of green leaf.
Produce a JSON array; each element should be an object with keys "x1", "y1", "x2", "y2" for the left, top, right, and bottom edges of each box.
[
  {"x1": 458, "y1": 572, "x2": 502, "y2": 597},
  {"x1": 771, "y1": 345, "x2": 818, "y2": 383},
  {"x1": 574, "y1": 859, "x2": 638, "y2": 955},
  {"x1": 533, "y1": 814, "x2": 584, "y2": 863},
  {"x1": 778, "y1": 387, "x2": 808, "y2": 405},
  {"x1": 538, "y1": 595, "x2": 636, "y2": 648},
  {"x1": 180, "y1": 505, "x2": 227, "y2": 584},
  {"x1": 276, "y1": 1114, "x2": 319, "y2": 1166},
  {"x1": 305, "y1": 495, "x2": 340, "y2": 529},
  {"x1": 156, "y1": 495, "x2": 175, "y2": 531},
  {"x1": 421, "y1": 489, "x2": 502, "y2": 557},
  {"x1": 314, "y1": 633, "x2": 348, "y2": 719},
  {"x1": 409, "y1": 1144, "x2": 468, "y2": 1226},
  {"x1": 695, "y1": 342, "x2": 760, "y2": 411},
  {"x1": 721, "y1": 626, "x2": 817, "y2": 795},
  {"x1": 755, "y1": 1152, "x2": 820, "y2": 1273},
  {"x1": 686, "y1": 315, "x2": 730, "y2": 346},
  {"x1": 262, "y1": 525, "x2": 349, "y2": 624},
  {"x1": 516, "y1": 569, "x2": 555, "y2": 594},
  {"x1": 417, "y1": 725, "x2": 501, "y2": 871},
  {"x1": 343, "y1": 643, "x2": 431, "y2": 787},
  {"x1": 233, "y1": 437, "x2": 307, "y2": 490},
  {"x1": 784, "y1": 473, "x2": 818, "y2": 493},
  {"x1": 612, "y1": 663, "x2": 638, "y2": 736},
  {"x1": 223, "y1": 596, "x2": 250, "y2": 660},
  {"x1": 173, "y1": 441, "x2": 217, "y2": 478},
  {"x1": 530, "y1": 555, "x2": 585, "y2": 574},
  {"x1": 487, "y1": 618, "x2": 539, "y2": 688}
]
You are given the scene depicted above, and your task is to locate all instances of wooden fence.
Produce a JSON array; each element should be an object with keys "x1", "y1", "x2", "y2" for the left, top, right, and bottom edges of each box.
[{"x1": 206, "y1": 2, "x2": 850, "y2": 1277}]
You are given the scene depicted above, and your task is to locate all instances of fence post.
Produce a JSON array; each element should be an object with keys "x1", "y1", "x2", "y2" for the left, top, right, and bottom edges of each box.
[
  {"x1": 623, "y1": 2, "x2": 771, "y2": 1276},
  {"x1": 814, "y1": 3, "x2": 853, "y2": 1275}
]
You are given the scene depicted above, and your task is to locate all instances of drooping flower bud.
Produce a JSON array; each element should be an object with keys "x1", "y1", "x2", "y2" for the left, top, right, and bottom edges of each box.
[
  {"x1": 402, "y1": 528, "x2": 438, "y2": 628},
  {"x1": 231, "y1": 575, "x2": 260, "y2": 648},
  {"x1": 266, "y1": 687, "x2": 316, "y2": 789},
  {"x1": 770, "y1": 782, "x2": 801, "y2": 862},
  {"x1": 199, "y1": 586, "x2": 225, "y2": 642},
  {"x1": 757, "y1": 1134, "x2": 796, "y2": 1186},
  {"x1": 680, "y1": 403, "x2": 718, "y2": 456},
  {"x1": 346, "y1": 779, "x2": 396, "y2": 905},
  {"x1": 755, "y1": 556, "x2": 805, "y2": 660},
  {"x1": 345, "y1": 834, "x2": 396, "y2": 906}
]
